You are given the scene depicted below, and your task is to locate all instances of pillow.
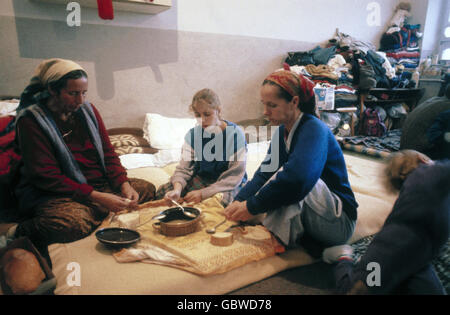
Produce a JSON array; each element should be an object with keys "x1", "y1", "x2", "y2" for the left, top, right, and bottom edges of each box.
[
  {"x1": 107, "y1": 127, "x2": 158, "y2": 156},
  {"x1": 109, "y1": 134, "x2": 151, "y2": 149},
  {"x1": 143, "y1": 113, "x2": 196, "y2": 150},
  {"x1": 0, "y1": 99, "x2": 19, "y2": 116}
]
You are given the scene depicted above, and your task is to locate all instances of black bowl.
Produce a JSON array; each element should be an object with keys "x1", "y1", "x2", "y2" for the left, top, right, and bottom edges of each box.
[
  {"x1": 157, "y1": 207, "x2": 201, "y2": 223},
  {"x1": 95, "y1": 227, "x2": 140, "y2": 247}
]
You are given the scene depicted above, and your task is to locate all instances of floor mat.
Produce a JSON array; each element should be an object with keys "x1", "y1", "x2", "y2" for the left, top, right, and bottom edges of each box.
[{"x1": 339, "y1": 129, "x2": 401, "y2": 158}]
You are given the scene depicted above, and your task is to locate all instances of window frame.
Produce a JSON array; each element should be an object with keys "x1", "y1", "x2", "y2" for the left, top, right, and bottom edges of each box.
[{"x1": 439, "y1": 0, "x2": 450, "y2": 61}]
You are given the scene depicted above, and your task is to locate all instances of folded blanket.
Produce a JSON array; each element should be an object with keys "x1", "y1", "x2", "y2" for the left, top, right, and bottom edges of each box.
[{"x1": 305, "y1": 64, "x2": 339, "y2": 80}]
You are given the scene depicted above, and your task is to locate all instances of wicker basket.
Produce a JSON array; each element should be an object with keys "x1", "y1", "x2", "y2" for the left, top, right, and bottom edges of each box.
[{"x1": 152, "y1": 207, "x2": 201, "y2": 237}]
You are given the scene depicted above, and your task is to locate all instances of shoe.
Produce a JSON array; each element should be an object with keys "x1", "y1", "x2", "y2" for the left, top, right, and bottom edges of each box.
[
  {"x1": 0, "y1": 223, "x2": 17, "y2": 237},
  {"x1": 322, "y1": 244, "x2": 354, "y2": 264},
  {"x1": 0, "y1": 223, "x2": 18, "y2": 248}
]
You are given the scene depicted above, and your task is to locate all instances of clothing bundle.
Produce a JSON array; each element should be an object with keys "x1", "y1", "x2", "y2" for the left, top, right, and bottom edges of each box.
[
  {"x1": 380, "y1": 24, "x2": 422, "y2": 52},
  {"x1": 334, "y1": 85, "x2": 358, "y2": 109},
  {"x1": 386, "y1": 48, "x2": 421, "y2": 71}
]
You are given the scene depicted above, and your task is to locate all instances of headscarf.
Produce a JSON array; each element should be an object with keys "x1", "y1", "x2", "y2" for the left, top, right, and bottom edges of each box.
[
  {"x1": 264, "y1": 70, "x2": 315, "y2": 104},
  {"x1": 18, "y1": 58, "x2": 85, "y2": 112}
]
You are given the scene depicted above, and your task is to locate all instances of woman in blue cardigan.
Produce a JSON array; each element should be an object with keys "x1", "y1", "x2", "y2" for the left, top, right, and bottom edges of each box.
[{"x1": 224, "y1": 70, "x2": 358, "y2": 256}]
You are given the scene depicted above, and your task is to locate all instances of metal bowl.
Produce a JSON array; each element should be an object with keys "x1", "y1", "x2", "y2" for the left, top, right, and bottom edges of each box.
[{"x1": 95, "y1": 227, "x2": 141, "y2": 247}]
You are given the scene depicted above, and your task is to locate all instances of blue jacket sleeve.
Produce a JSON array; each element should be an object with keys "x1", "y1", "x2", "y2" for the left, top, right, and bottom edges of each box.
[
  {"x1": 234, "y1": 138, "x2": 280, "y2": 202},
  {"x1": 246, "y1": 120, "x2": 329, "y2": 214},
  {"x1": 427, "y1": 110, "x2": 450, "y2": 145}
]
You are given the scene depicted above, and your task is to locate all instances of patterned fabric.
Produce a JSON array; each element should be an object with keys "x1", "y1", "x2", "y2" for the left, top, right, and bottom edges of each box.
[
  {"x1": 338, "y1": 129, "x2": 402, "y2": 158},
  {"x1": 264, "y1": 70, "x2": 315, "y2": 103},
  {"x1": 109, "y1": 134, "x2": 150, "y2": 148},
  {"x1": 340, "y1": 143, "x2": 391, "y2": 159},
  {"x1": 108, "y1": 133, "x2": 158, "y2": 156},
  {"x1": 15, "y1": 178, "x2": 156, "y2": 245}
]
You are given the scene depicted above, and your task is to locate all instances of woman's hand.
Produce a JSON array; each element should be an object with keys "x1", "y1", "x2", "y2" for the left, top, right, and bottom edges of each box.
[
  {"x1": 224, "y1": 200, "x2": 253, "y2": 222},
  {"x1": 183, "y1": 190, "x2": 203, "y2": 204},
  {"x1": 89, "y1": 190, "x2": 134, "y2": 213},
  {"x1": 120, "y1": 181, "x2": 139, "y2": 209}
]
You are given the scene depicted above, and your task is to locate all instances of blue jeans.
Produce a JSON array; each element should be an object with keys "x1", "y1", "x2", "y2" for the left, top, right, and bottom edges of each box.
[{"x1": 263, "y1": 178, "x2": 356, "y2": 248}]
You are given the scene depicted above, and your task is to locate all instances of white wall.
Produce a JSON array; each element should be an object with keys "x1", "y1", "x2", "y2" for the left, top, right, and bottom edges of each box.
[
  {"x1": 0, "y1": 0, "x2": 432, "y2": 128},
  {"x1": 177, "y1": 0, "x2": 396, "y2": 44}
]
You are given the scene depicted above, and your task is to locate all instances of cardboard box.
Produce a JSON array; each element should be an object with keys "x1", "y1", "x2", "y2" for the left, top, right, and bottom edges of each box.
[{"x1": 0, "y1": 237, "x2": 56, "y2": 295}]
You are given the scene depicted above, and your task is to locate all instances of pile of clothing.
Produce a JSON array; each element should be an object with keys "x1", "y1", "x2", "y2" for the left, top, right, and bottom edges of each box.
[
  {"x1": 282, "y1": 2, "x2": 424, "y2": 137},
  {"x1": 284, "y1": 41, "x2": 354, "y2": 88},
  {"x1": 379, "y1": 24, "x2": 422, "y2": 89},
  {"x1": 386, "y1": 49, "x2": 421, "y2": 70},
  {"x1": 334, "y1": 84, "x2": 358, "y2": 109},
  {"x1": 378, "y1": 2, "x2": 423, "y2": 86}
]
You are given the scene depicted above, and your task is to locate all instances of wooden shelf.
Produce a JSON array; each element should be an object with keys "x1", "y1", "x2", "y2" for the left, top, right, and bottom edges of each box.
[
  {"x1": 361, "y1": 88, "x2": 424, "y2": 109},
  {"x1": 34, "y1": 0, "x2": 172, "y2": 14},
  {"x1": 357, "y1": 87, "x2": 424, "y2": 135},
  {"x1": 364, "y1": 99, "x2": 412, "y2": 104}
]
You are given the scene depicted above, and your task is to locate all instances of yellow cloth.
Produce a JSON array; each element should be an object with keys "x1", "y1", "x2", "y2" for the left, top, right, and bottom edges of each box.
[
  {"x1": 111, "y1": 195, "x2": 284, "y2": 276},
  {"x1": 31, "y1": 58, "x2": 85, "y2": 87},
  {"x1": 305, "y1": 64, "x2": 339, "y2": 80}
]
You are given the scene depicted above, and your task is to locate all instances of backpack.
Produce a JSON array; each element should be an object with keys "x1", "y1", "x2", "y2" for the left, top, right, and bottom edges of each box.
[{"x1": 360, "y1": 108, "x2": 387, "y2": 137}]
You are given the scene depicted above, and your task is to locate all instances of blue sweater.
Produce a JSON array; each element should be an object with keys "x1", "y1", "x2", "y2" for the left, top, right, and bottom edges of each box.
[{"x1": 235, "y1": 114, "x2": 358, "y2": 220}]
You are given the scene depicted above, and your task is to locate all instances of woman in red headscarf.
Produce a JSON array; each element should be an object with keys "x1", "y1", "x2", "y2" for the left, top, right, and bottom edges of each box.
[{"x1": 225, "y1": 70, "x2": 358, "y2": 257}]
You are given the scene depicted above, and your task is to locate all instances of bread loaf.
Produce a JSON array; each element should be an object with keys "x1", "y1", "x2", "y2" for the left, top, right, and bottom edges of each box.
[
  {"x1": 210, "y1": 232, "x2": 234, "y2": 246},
  {"x1": 1, "y1": 248, "x2": 45, "y2": 294}
]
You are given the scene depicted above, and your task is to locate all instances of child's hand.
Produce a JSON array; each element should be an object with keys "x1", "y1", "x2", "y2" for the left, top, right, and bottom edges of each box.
[
  {"x1": 183, "y1": 190, "x2": 202, "y2": 204},
  {"x1": 165, "y1": 189, "x2": 181, "y2": 203}
]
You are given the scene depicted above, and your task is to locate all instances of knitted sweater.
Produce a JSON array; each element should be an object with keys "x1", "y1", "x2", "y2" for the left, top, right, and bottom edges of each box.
[
  {"x1": 171, "y1": 120, "x2": 247, "y2": 200},
  {"x1": 235, "y1": 114, "x2": 358, "y2": 220}
]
